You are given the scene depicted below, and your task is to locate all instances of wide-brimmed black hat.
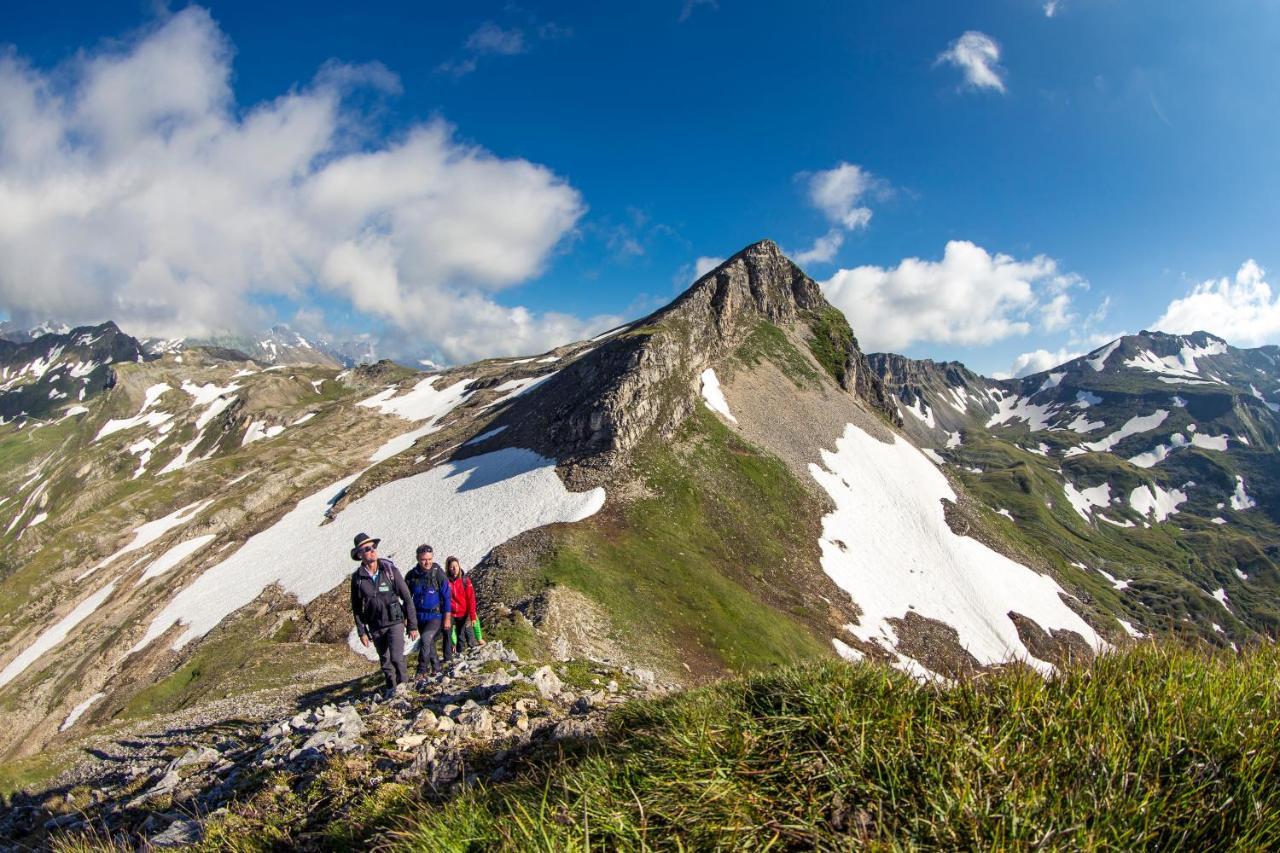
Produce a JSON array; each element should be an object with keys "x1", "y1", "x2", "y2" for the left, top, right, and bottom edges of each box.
[{"x1": 351, "y1": 532, "x2": 380, "y2": 561}]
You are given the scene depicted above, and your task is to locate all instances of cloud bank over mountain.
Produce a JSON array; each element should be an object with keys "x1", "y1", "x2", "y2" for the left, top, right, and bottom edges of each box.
[
  {"x1": 820, "y1": 240, "x2": 1085, "y2": 354},
  {"x1": 0, "y1": 7, "x2": 615, "y2": 363}
]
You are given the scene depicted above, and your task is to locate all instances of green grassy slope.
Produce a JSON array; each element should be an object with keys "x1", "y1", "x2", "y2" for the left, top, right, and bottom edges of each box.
[
  {"x1": 131, "y1": 643, "x2": 1280, "y2": 852},
  {"x1": 487, "y1": 405, "x2": 835, "y2": 679}
]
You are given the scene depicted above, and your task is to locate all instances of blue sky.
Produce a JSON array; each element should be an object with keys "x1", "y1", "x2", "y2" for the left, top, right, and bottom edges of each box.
[{"x1": 0, "y1": 1, "x2": 1277, "y2": 374}]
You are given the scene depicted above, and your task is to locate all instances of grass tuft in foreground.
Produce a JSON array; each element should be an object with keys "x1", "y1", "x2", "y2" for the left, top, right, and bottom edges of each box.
[{"x1": 393, "y1": 643, "x2": 1280, "y2": 851}]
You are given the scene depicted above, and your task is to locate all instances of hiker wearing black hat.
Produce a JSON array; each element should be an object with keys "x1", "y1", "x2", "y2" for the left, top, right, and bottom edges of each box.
[
  {"x1": 405, "y1": 544, "x2": 451, "y2": 681},
  {"x1": 349, "y1": 533, "x2": 419, "y2": 698}
]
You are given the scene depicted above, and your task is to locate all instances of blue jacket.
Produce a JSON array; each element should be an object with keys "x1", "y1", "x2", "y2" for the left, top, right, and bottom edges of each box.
[{"x1": 405, "y1": 562, "x2": 451, "y2": 622}]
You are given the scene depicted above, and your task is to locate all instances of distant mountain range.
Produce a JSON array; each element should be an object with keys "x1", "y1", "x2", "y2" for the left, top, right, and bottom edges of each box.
[{"x1": 1, "y1": 321, "x2": 384, "y2": 370}]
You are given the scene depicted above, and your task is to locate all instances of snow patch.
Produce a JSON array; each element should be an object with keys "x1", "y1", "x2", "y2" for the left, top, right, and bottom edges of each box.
[
  {"x1": 1086, "y1": 339, "x2": 1121, "y2": 371},
  {"x1": 921, "y1": 448, "x2": 944, "y2": 464},
  {"x1": 1063, "y1": 482, "x2": 1111, "y2": 520},
  {"x1": 1230, "y1": 476, "x2": 1256, "y2": 511},
  {"x1": 899, "y1": 395, "x2": 936, "y2": 429},
  {"x1": 986, "y1": 395, "x2": 1056, "y2": 431},
  {"x1": 136, "y1": 534, "x2": 217, "y2": 585},
  {"x1": 1116, "y1": 618, "x2": 1144, "y2": 639},
  {"x1": 78, "y1": 500, "x2": 211, "y2": 580},
  {"x1": 1080, "y1": 410, "x2": 1169, "y2": 454},
  {"x1": 358, "y1": 376, "x2": 472, "y2": 423},
  {"x1": 464, "y1": 425, "x2": 509, "y2": 446},
  {"x1": 60, "y1": 693, "x2": 106, "y2": 731},
  {"x1": 0, "y1": 583, "x2": 116, "y2": 688},
  {"x1": 809, "y1": 424, "x2": 1104, "y2": 675},
  {"x1": 1128, "y1": 483, "x2": 1187, "y2": 522},
  {"x1": 242, "y1": 421, "x2": 285, "y2": 446},
  {"x1": 699, "y1": 369, "x2": 737, "y2": 423},
  {"x1": 132, "y1": 448, "x2": 606, "y2": 652}
]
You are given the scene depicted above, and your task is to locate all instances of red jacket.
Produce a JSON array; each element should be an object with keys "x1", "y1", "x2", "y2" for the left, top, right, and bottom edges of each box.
[{"x1": 449, "y1": 572, "x2": 477, "y2": 621}]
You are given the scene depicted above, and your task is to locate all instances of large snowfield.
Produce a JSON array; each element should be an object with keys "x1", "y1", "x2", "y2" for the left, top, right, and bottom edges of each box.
[
  {"x1": 810, "y1": 423, "x2": 1105, "y2": 676},
  {"x1": 132, "y1": 448, "x2": 606, "y2": 652}
]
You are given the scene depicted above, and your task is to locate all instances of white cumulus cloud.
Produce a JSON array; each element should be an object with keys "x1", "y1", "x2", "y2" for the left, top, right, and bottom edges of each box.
[
  {"x1": 1004, "y1": 348, "x2": 1082, "y2": 379},
  {"x1": 790, "y1": 162, "x2": 880, "y2": 267},
  {"x1": 1154, "y1": 260, "x2": 1280, "y2": 347},
  {"x1": 694, "y1": 256, "x2": 726, "y2": 278},
  {"x1": 0, "y1": 7, "x2": 611, "y2": 363},
  {"x1": 820, "y1": 240, "x2": 1084, "y2": 353},
  {"x1": 936, "y1": 31, "x2": 1007, "y2": 94},
  {"x1": 793, "y1": 229, "x2": 845, "y2": 266}
]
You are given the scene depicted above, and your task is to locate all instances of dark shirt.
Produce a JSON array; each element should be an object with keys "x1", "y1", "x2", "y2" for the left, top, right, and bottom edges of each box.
[{"x1": 350, "y1": 558, "x2": 419, "y2": 638}]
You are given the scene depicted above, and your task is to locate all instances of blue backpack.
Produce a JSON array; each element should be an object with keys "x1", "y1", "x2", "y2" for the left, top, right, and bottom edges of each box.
[{"x1": 409, "y1": 565, "x2": 448, "y2": 619}]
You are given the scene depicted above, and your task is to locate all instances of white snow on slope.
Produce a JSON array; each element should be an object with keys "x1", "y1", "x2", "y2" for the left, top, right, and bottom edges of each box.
[
  {"x1": 60, "y1": 692, "x2": 106, "y2": 731},
  {"x1": 899, "y1": 396, "x2": 936, "y2": 429},
  {"x1": 465, "y1": 425, "x2": 509, "y2": 446},
  {"x1": 1191, "y1": 432, "x2": 1229, "y2": 451},
  {"x1": 242, "y1": 421, "x2": 285, "y2": 446},
  {"x1": 1066, "y1": 414, "x2": 1105, "y2": 434},
  {"x1": 1250, "y1": 384, "x2": 1280, "y2": 413},
  {"x1": 1124, "y1": 344, "x2": 1226, "y2": 384},
  {"x1": 1129, "y1": 483, "x2": 1187, "y2": 521},
  {"x1": 921, "y1": 448, "x2": 944, "y2": 464},
  {"x1": 1037, "y1": 372, "x2": 1065, "y2": 393},
  {"x1": 1117, "y1": 618, "x2": 1144, "y2": 639},
  {"x1": 181, "y1": 380, "x2": 242, "y2": 407},
  {"x1": 358, "y1": 376, "x2": 467, "y2": 421},
  {"x1": 1063, "y1": 482, "x2": 1111, "y2": 520},
  {"x1": 132, "y1": 448, "x2": 606, "y2": 652},
  {"x1": 987, "y1": 395, "x2": 1056, "y2": 431},
  {"x1": 483, "y1": 374, "x2": 558, "y2": 409},
  {"x1": 699, "y1": 369, "x2": 737, "y2": 423},
  {"x1": 291, "y1": 412, "x2": 316, "y2": 426},
  {"x1": 0, "y1": 582, "x2": 116, "y2": 688},
  {"x1": 1080, "y1": 410, "x2": 1169, "y2": 453},
  {"x1": 95, "y1": 383, "x2": 173, "y2": 441},
  {"x1": 78, "y1": 500, "x2": 211, "y2": 580},
  {"x1": 136, "y1": 534, "x2": 217, "y2": 585},
  {"x1": 945, "y1": 387, "x2": 969, "y2": 413},
  {"x1": 157, "y1": 383, "x2": 244, "y2": 475},
  {"x1": 1086, "y1": 339, "x2": 1121, "y2": 371},
  {"x1": 1128, "y1": 430, "x2": 1230, "y2": 468},
  {"x1": 1231, "y1": 476, "x2": 1257, "y2": 511},
  {"x1": 1211, "y1": 587, "x2": 1230, "y2": 610},
  {"x1": 946, "y1": 431, "x2": 962, "y2": 449},
  {"x1": 1097, "y1": 568, "x2": 1130, "y2": 590},
  {"x1": 365, "y1": 377, "x2": 474, "y2": 464},
  {"x1": 809, "y1": 424, "x2": 1104, "y2": 674},
  {"x1": 590, "y1": 324, "x2": 629, "y2": 342}
]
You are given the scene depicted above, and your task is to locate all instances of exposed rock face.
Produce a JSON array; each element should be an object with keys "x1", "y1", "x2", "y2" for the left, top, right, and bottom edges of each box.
[
  {"x1": 3, "y1": 642, "x2": 669, "y2": 848},
  {"x1": 500, "y1": 240, "x2": 897, "y2": 484}
]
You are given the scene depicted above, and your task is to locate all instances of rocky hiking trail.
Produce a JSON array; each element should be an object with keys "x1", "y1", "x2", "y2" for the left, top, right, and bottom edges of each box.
[{"x1": 2, "y1": 642, "x2": 668, "y2": 850}]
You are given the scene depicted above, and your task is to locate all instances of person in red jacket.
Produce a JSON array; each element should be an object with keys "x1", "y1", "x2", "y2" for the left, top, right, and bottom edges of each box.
[{"x1": 445, "y1": 555, "x2": 483, "y2": 658}]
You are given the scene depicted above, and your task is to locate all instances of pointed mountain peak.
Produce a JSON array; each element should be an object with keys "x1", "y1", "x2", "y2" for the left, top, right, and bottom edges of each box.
[{"x1": 493, "y1": 239, "x2": 896, "y2": 483}]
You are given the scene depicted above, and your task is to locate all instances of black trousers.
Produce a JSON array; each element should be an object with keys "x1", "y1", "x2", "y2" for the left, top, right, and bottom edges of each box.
[
  {"x1": 453, "y1": 616, "x2": 476, "y2": 655},
  {"x1": 370, "y1": 624, "x2": 407, "y2": 690},
  {"x1": 416, "y1": 618, "x2": 443, "y2": 675}
]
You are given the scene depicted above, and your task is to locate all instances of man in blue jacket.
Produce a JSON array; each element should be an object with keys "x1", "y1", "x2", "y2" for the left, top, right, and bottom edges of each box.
[
  {"x1": 349, "y1": 532, "x2": 419, "y2": 698},
  {"x1": 405, "y1": 543, "x2": 451, "y2": 680}
]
